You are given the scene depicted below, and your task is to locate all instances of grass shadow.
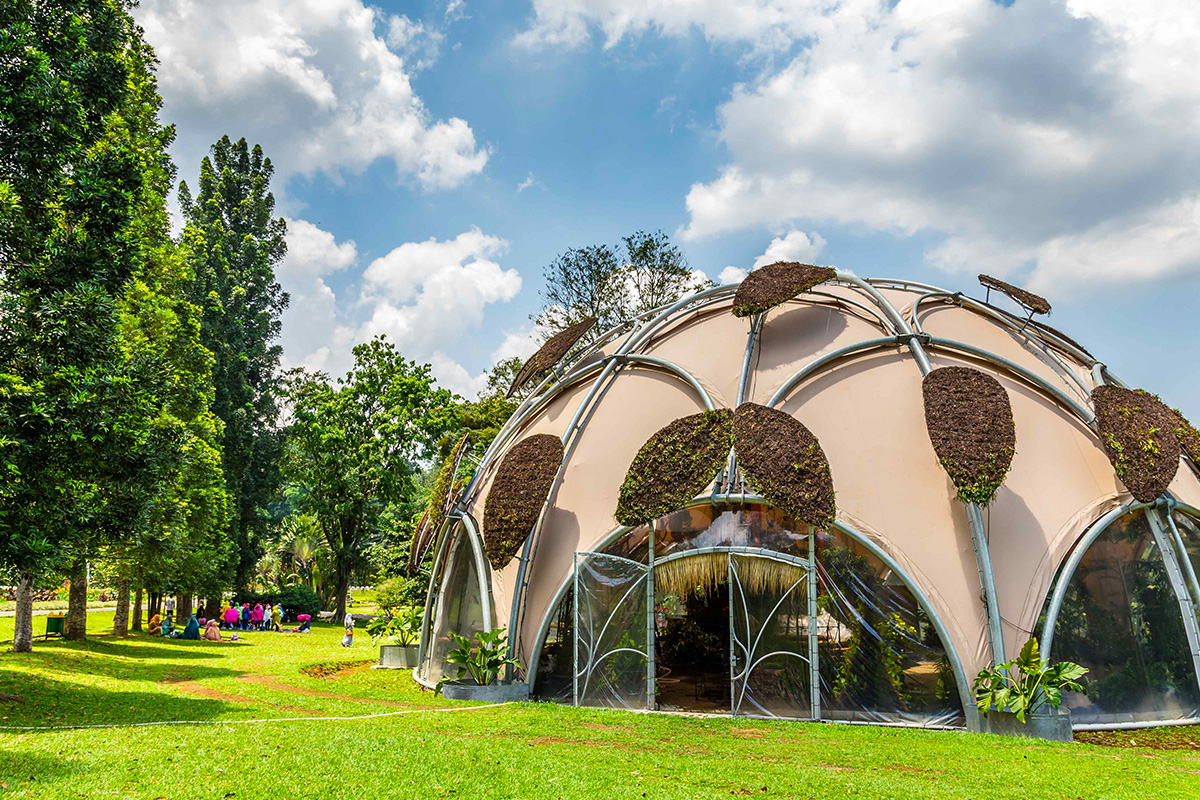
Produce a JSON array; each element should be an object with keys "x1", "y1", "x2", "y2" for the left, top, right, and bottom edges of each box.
[
  {"x1": 0, "y1": 669, "x2": 238, "y2": 731},
  {"x1": 0, "y1": 749, "x2": 85, "y2": 791}
]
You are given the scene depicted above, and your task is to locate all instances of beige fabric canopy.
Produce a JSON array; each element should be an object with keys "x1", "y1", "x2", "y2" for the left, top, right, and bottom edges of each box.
[{"x1": 447, "y1": 278, "x2": 1200, "y2": 687}]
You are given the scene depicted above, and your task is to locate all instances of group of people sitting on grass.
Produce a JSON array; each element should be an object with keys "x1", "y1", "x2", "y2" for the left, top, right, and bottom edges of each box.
[
  {"x1": 219, "y1": 602, "x2": 282, "y2": 632},
  {"x1": 144, "y1": 603, "x2": 313, "y2": 641}
]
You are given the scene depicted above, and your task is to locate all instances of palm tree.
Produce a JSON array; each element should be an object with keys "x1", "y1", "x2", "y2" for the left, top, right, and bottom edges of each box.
[{"x1": 277, "y1": 515, "x2": 324, "y2": 591}]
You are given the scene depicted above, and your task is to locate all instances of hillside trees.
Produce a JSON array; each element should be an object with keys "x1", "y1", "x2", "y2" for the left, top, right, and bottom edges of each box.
[{"x1": 178, "y1": 136, "x2": 289, "y2": 591}]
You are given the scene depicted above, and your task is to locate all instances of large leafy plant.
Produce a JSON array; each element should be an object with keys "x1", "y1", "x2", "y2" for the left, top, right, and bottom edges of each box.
[
  {"x1": 439, "y1": 629, "x2": 520, "y2": 690},
  {"x1": 366, "y1": 605, "x2": 423, "y2": 647},
  {"x1": 973, "y1": 638, "x2": 1087, "y2": 722}
]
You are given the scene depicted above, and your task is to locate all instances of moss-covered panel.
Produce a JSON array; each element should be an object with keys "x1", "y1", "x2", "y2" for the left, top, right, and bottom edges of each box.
[
  {"x1": 1093, "y1": 386, "x2": 1180, "y2": 502},
  {"x1": 977, "y1": 274, "x2": 1051, "y2": 315},
  {"x1": 615, "y1": 409, "x2": 734, "y2": 527},
  {"x1": 507, "y1": 317, "x2": 598, "y2": 397},
  {"x1": 732, "y1": 262, "x2": 836, "y2": 318},
  {"x1": 733, "y1": 403, "x2": 836, "y2": 529},
  {"x1": 483, "y1": 434, "x2": 564, "y2": 570},
  {"x1": 921, "y1": 367, "x2": 1016, "y2": 506},
  {"x1": 1132, "y1": 390, "x2": 1200, "y2": 475}
]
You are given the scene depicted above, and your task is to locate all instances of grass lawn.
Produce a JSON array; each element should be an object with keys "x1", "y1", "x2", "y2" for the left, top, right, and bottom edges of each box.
[{"x1": 2, "y1": 613, "x2": 1199, "y2": 799}]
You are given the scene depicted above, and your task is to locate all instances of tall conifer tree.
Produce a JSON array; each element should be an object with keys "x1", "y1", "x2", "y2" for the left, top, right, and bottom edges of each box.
[{"x1": 179, "y1": 137, "x2": 289, "y2": 589}]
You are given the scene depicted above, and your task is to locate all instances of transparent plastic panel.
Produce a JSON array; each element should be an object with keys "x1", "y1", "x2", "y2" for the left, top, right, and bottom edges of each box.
[
  {"x1": 422, "y1": 528, "x2": 485, "y2": 686},
  {"x1": 605, "y1": 504, "x2": 810, "y2": 564},
  {"x1": 532, "y1": 588, "x2": 574, "y2": 703},
  {"x1": 729, "y1": 554, "x2": 813, "y2": 719},
  {"x1": 1051, "y1": 512, "x2": 1200, "y2": 724},
  {"x1": 575, "y1": 553, "x2": 650, "y2": 709},
  {"x1": 1172, "y1": 511, "x2": 1200, "y2": 630},
  {"x1": 816, "y1": 531, "x2": 964, "y2": 727}
]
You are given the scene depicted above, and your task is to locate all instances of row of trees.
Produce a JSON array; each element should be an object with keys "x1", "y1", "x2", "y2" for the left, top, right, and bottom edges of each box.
[{"x1": 1, "y1": 1, "x2": 711, "y2": 654}]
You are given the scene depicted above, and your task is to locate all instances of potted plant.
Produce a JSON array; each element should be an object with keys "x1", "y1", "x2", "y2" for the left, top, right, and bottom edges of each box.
[
  {"x1": 437, "y1": 628, "x2": 529, "y2": 702},
  {"x1": 973, "y1": 638, "x2": 1087, "y2": 742},
  {"x1": 368, "y1": 606, "x2": 423, "y2": 668}
]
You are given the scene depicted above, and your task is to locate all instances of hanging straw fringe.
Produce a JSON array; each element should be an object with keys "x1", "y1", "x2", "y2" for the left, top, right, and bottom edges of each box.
[{"x1": 654, "y1": 553, "x2": 806, "y2": 599}]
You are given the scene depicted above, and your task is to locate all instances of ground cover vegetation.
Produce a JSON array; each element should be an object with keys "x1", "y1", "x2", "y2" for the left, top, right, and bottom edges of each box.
[{"x1": 1, "y1": 614, "x2": 1198, "y2": 799}]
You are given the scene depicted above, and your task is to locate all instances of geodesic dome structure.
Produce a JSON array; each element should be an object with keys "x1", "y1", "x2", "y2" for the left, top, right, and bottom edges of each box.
[{"x1": 416, "y1": 268, "x2": 1200, "y2": 732}]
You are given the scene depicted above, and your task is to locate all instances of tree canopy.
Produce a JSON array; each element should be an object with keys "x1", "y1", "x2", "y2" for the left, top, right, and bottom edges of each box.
[{"x1": 283, "y1": 337, "x2": 455, "y2": 620}]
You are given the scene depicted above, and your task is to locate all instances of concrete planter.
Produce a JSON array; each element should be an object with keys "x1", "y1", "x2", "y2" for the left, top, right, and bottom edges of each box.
[
  {"x1": 376, "y1": 644, "x2": 419, "y2": 669},
  {"x1": 985, "y1": 706, "x2": 1073, "y2": 742},
  {"x1": 440, "y1": 681, "x2": 530, "y2": 703}
]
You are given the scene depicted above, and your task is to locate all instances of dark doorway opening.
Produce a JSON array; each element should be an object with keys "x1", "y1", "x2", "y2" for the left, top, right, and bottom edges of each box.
[{"x1": 654, "y1": 581, "x2": 730, "y2": 712}]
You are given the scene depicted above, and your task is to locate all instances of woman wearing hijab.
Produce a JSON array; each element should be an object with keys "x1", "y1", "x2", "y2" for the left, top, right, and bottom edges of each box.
[
  {"x1": 222, "y1": 604, "x2": 239, "y2": 629},
  {"x1": 341, "y1": 611, "x2": 354, "y2": 647},
  {"x1": 148, "y1": 614, "x2": 163, "y2": 637},
  {"x1": 271, "y1": 603, "x2": 282, "y2": 631},
  {"x1": 203, "y1": 619, "x2": 222, "y2": 641},
  {"x1": 182, "y1": 614, "x2": 200, "y2": 640}
]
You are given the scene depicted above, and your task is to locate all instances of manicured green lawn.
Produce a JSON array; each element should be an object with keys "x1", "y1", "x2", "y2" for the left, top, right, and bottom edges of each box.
[{"x1": 2, "y1": 612, "x2": 1198, "y2": 799}]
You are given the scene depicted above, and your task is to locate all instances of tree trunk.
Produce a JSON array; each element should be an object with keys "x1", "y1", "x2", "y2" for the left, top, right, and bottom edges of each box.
[
  {"x1": 64, "y1": 560, "x2": 88, "y2": 641},
  {"x1": 334, "y1": 570, "x2": 350, "y2": 623},
  {"x1": 204, "y1": 596, "x2": 221, "y2": 620},
  {"x1": 148, "y1": 591, "x2": 160, "y2": 619},
  {"x1": 176, "y1": 594, "x2": 190, "y2": 625},
  {"x1": 12, "y1": 571, "x2": 35, "y2": 653},
  {"x1": 113, "y1": 573, "x2": 131, "y2": 635},
  {"x1": 132, "y1": 588, "x2": 143, "y2": 632}
]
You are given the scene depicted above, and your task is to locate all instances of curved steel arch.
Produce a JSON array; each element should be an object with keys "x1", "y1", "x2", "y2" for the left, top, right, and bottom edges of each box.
[
  {"x1": 1037, "y1": 499, "x2": 1200, "y2": 730},
  {"x1": 522, "y1": 493, "x2": 979, "y2": 730}
]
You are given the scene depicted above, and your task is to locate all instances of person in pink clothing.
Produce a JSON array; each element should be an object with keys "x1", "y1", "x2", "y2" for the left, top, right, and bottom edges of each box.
[
  {"x1": 252, "y1": 603, "x2": 263, "y2": 629},
  {"x1": 222, "y1": 604, "x2": 239, "y2": 630}
]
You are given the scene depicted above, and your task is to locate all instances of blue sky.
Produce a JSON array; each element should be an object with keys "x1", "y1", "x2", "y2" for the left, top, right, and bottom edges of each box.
[{"x1": 134, "y1": 0, "x2": 1200, "y2": 417}]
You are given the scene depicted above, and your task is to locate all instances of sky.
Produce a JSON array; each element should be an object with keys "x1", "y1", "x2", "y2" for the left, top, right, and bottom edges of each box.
[{"x1": 134, "y1": 0, "x2": 1200, "y2": 418}]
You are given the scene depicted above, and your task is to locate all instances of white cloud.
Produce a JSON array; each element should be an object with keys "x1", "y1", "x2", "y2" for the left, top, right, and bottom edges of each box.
[
  {"x1": 275, "y1": 222, "x2": 522, "y2": 397},
  {"x1": 386, "y1": 15, "x2": 444, "y2": 72},
  {"x1": 517, "y1": 172, "x2": 543, "y2": 193},
  {"x1": 136, "y1": 0, "x2": 487, "y2": 191},
  {"x1": 491, "y1": 327, "x2": 541, "y2": 363},
  {"x1": 752, "y1": 230, "x2": 826, "y2": 269},
  {"x1": 717, "y1": 266, "x2": 748, "y2": 285},
  {"x1": 277, "y1": 218, "x2": 357, "y2": 372},
  {"x1": 355, "y1": 228, "x2": 523, "y2": 396},
  {"x1": 522, "y1": 0, "x2": 1200, "y2": 286}
]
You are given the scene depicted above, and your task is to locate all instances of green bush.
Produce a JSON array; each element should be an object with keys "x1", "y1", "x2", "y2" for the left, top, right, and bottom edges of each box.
[{"x1": 373, "y1": 576, "x2": 408, "y2": 614}]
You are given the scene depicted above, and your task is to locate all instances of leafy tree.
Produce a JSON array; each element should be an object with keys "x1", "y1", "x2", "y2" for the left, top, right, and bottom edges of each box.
[
  {"x1": 533, "y1": 230, "x2": 710, "y2": 340},
  {"x1": 0, "y1": 1, "x2": 188, "y2": 648},
  {"x1": 179, "y1": 136, "x2": 289, "y2": 591},
  {"x1": 284, "y1": 337, "x2": 455, "y2": 620}
]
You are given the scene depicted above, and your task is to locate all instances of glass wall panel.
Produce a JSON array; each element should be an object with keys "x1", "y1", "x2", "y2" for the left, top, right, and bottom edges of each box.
[
  {"x1": 575, "y1": 553, "x2": 649, "y2": 709},
  {"x1": 730, "y1": 554, "x2": 812, "y2": 719},
  {"x1": 816, "y1": 530, "x2": 964, "y2": 726},
  {"x1": 421, "y1": 525, "x2": 485, "y2": 687},
  {"x1": 1050, "y1": 512, "x2": 1200, "y2": 724}
]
